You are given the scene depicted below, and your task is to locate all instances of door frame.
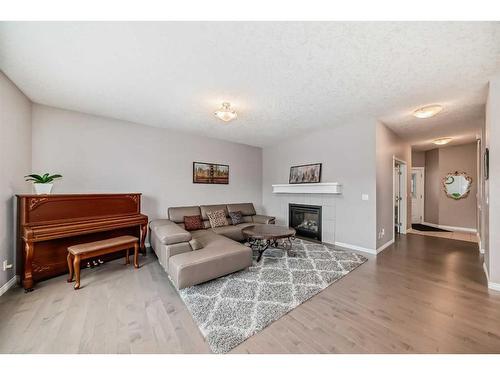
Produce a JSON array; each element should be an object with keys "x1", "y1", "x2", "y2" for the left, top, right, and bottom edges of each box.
[
  {"x1": 411, "y1": 167, "x2": 425, "y2": 224},
  {"x1": 393, "y1": 157, "x2": 408, "y2": 240}
]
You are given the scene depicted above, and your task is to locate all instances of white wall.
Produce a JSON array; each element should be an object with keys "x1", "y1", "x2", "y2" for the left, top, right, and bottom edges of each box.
[
  {"x1": 479, "y1": 118, "x2": 489, "y2": 270},
  {"x1": 262, "y1": 120, "x2": 377, "y2": 252},
  {"x1": 31, "y1": 104, "x2": 263, "y2": 222},
  {"x1": 485, "y1": 75, "x2": 500, "y2": 286},
  {"x1": 0, "y1": 72, "x2": 32, "y2": 290},
  {"x1": 375, "y1": 122, "x2": 411, "y2": 249}
]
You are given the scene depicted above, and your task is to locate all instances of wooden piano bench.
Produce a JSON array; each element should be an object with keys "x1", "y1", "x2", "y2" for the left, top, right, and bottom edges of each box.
[{"x1": 66, "y1": 235, "x2": 139, "y2": 290}]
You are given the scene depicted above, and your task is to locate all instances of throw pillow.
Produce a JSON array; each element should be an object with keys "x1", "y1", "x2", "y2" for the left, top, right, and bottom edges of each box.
[
  {"x1": 229, "y1": 211, "x2": 244, "y2": 225},
  {"x1": 184, "y1": 215, "x2": 203, "y2": 231},
  {"x1": 189, "y1": 238, "x2": 203, "y2": 250},
  {"x1": 207, "y1": 209, "x2": 228, "y2": 228}
]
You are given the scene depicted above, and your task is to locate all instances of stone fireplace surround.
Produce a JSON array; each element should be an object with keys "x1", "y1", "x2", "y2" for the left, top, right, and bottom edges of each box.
[
  {"x1": 271, "y1": 182, "x2": 341, "y2": 245},
  {"x1": 274, "y1": 193, "x2": 336, "y2": 245}
]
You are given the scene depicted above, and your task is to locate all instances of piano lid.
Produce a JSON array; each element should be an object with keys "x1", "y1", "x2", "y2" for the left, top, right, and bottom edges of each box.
[{"x1": 17, "y1": 193, "x2": 143, "y2": 226}]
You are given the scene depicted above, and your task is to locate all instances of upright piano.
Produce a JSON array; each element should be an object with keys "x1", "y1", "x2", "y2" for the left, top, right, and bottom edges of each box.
[{"x1": 16, "y1": 193, "x2": 148, "y2": 291}]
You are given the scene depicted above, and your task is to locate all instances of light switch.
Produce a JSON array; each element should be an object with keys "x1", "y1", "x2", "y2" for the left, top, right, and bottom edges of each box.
[{"x1": 362, "y1": 194, "x2": 369, "y2": 201}]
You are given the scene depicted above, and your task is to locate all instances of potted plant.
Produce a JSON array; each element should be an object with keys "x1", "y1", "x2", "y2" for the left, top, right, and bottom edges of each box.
[{"x1": 25, "y1": 173, "x2": 62, "y2": 195}]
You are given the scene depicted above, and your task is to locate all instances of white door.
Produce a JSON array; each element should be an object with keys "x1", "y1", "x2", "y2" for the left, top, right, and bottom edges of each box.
[
  {"x1": 411, "y1": 168, "x2": 424, "y2": 223},
  {"x1": 393, "y1": 159, "x2": 408, "y2": 237},
  {"x1": 394, "y1": 163, "x2": 402, "y2": 234}
]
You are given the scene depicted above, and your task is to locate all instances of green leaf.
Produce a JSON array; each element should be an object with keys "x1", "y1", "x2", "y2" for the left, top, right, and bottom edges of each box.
[
  {"x1": 25, "y1": 174, "x2": 42, "y2": 179},
  {"x1": 24, "y1": 173, "x2": 62, "y2": 183},
  {"x1": 25, "y1": 174, "x2": 43, "y2": 182}
]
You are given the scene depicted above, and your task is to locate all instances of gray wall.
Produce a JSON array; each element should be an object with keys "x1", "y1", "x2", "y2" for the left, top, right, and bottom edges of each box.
[
  {"x1": 0, "y1": 72, "x2": 32, "y2": 290},
  {"x1": 262, "y1": 120, "x2": 377, "y2": 252},
  {"x1": 375, "y1": 122, "x2": 411, "y2": 249},
  {"x1": 423, "y1": 143, "x2": 477, "y2": 230},
  {"x1": 424, "y1": 149, "x2": 440, "y2": 224},
  {"x1": 438, "y1": 143, "x2": 477, "y2": 229},
  {"x1": 31, "y1": 104, "x2": 263, "y2": 224},
  {"x1": 412, "y1": 151, "x2": 425, "y2": 167}
]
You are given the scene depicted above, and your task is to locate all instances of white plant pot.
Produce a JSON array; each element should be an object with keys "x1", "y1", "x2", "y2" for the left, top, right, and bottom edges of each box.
[{"x1": 33, "y1": 183, "x2": 53, "y2": 195}]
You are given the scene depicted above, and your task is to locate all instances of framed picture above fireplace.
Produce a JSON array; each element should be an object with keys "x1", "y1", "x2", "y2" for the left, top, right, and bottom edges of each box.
[{"x1": 289, "y1": 163, "x2": 322, "y2": 184}]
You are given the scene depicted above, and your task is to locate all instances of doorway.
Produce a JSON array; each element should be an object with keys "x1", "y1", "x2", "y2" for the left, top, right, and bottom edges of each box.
[
  {"x1": 411, "y1": 167, "x2": 425, "y2": 224},
  {"x1": 393, "y1": 158, "x2": 407, "y2": 238}
]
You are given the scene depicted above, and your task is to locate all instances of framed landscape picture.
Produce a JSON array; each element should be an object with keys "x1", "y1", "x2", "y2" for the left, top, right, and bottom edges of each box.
[
  {"x1": 193, "y1": 162, "x2": 229, "y2": 184},
  {"x1": 289, "y1": 163, "x2": 322, "y2": 184}
]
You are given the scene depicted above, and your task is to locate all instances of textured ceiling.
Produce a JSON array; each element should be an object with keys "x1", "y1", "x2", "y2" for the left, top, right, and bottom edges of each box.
[
  {"x1": 384, "y1": 96, "x2": 486, "y2": 151},
  {"x1": 1, "y1": 22, "x2": 499, "y2": 147}
]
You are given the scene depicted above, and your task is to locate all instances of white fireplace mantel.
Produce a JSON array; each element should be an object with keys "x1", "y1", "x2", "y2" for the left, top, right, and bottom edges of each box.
[{"x1": 272, "y1": 182, "x2": 342, "y2": 195}]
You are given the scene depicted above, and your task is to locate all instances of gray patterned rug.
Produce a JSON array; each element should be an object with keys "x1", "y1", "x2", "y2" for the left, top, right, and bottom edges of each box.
[{"x1": 177, "y1": 238, "x2": 367, "y2": 353}]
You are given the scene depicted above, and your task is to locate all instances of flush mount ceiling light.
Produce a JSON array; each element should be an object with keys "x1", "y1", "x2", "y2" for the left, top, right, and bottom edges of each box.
[
  {"x1": 413, "y1": 104, "x2": 443, "y2": 119},
  {"x1": 432, "y1": 137, "x2": 453, "y2": 145},
  {"x1": 214, "y1": 102, "x2": 237, "y2": 122}
]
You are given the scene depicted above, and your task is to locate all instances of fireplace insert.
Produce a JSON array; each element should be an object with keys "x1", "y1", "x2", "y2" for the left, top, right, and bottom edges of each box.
[{"x1": 289, "y1": 203, "x2": 322, "y2": 242}]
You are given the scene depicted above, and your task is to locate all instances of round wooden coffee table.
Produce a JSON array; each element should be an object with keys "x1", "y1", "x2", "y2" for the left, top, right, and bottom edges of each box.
[{"x1": 242, "y1": 224, "x2": 296, "y2": 262}]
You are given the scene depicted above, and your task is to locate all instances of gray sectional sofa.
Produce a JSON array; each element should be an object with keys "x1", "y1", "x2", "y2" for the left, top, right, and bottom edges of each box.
[{"x1": 149, "y1": 203, "x2": 275, "y2": 289}]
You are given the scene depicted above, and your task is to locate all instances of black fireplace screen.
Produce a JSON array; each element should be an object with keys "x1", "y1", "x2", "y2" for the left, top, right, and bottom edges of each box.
[{"x1": 289, "y1": 204, "x2": 322, "y2": 242}]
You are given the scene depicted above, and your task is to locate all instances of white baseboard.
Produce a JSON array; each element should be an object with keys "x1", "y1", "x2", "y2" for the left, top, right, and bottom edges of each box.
[
  {"x1": 478, "y1": 236, "x2": 485, "y2": 254},
  {"x1": 489, "y1": 282, "x2": 500, "y2": 291},
  {"x1": 0, "y1": 276, "x2": 17, "y2": 297},
  {"x1": 483, "y1": 262, "x2": 489, "y2": 280},
  {"x1": 334, "y1": 241, "x2": 377, "y2": 255},
  {"x1": 422, "y1": 222, "x2": 477, "y2": 233},
  {"x1": 482, "y1": 263, "x2": 500, "y2": 291},
  {"x1": 376, "y1": 239, "x2": 394, "y2": 254}
]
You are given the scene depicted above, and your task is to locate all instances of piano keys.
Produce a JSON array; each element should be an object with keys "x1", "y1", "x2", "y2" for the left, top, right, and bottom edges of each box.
[{"x1": 16, "y1": 193, "x2": 148, "y2": 291}]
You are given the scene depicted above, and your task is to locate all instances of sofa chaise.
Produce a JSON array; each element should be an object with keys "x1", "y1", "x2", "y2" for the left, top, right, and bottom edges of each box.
[{"x1": 149, "y1": 203, "x2": 275, "y2": 289}]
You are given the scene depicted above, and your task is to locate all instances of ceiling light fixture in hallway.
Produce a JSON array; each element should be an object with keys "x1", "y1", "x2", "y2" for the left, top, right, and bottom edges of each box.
[
  {"x1": 432, "y1": 137, "x2": 453, "y2": 145},
  {"x1": 413, "y1": 104, "x2": 443, "y2": 118}
]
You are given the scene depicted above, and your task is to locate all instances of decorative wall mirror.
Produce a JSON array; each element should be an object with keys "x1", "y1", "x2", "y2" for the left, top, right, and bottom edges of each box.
[{"x1": 443, "y1": 171, "x2": 472, "y2": 200}]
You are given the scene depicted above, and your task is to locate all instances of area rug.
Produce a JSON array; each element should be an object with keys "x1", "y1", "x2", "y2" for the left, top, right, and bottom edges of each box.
[
  {"x1": 412, "y1": 223, "x2": 450, "y2": 232},
  {"x1": 177, "y1": 239, "x2": 367, "y2": 353}
]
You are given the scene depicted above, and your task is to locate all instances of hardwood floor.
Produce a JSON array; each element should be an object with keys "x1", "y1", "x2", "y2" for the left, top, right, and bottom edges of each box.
[{"x1": 1, "y1": 233, "x2": 499, "y2": 354}]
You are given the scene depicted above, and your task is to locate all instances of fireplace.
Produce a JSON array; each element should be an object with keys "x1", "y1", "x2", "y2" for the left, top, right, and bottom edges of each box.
[{"x1": 289, "y1": 204, "x2": 322, "y2": 242}]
